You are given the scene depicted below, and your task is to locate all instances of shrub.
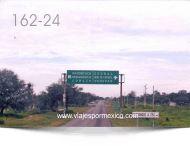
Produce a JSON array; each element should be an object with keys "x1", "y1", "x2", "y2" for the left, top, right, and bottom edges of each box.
[
  {"x1": 0, "y1": 120, "x2": 4, "y2": 125},
  {"x1": 159, "y1": 118, "x2": 165, "y2": 124},
  {"x1": 162, "y1": 122, "x2": 168, "y2": 126},
  {"x1": 28, "y1": 108, "x2": 47, "y2": 115},
  {"x1": 66, "y1": 110, "x2": 74, "y2": 114},
  {"x1": 18, "y1": 113, "x2": 29, "y2": 118},
  {"x1": 166, "y1": 117, "x2": 169, "y2": 122},
  {"x1": 184, "y1": 106, "x2": 189, "y2": 110},
  {"x1": 83, "y1": 103, "x2": 88, "y2": 107},
  {"x1": 123, "y1": 104, "x2": 127, "y2": 108},
  {"x1": 181, "y1": 110, "x2": 186, "y2": 113}
]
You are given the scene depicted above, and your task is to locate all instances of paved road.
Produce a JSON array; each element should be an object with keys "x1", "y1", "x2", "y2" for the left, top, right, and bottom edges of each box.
[{"x1": 60, "y1": 100, "x2": 111, "y2": 127}]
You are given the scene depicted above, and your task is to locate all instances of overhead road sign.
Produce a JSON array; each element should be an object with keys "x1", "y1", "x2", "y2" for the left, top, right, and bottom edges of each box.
[{"x1": 67, "y1": 70, "x2": 119, "y2": 84}]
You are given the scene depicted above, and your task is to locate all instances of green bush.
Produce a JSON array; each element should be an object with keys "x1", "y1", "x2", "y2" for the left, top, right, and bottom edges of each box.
[
  {"x1": 18, "y1": 113, "x2": 29, "y2": 118},
  {"x1": 162, "y1": 122, "x2": 168, "y2": 126},
  {"x1": 0, "y1": 120, "x2": 4, "y2": 125},
  {"x1": 123, "y1": 104, "x2": 127, "y2": 108},
  {"x1": 66, "y1": 110, "x2": 74, "y2": 114},
  {"x1": 159, "y1": 118, "x2": 165, "y2": 124},
  {"x1": 83, "y1": 104, "x2": 89, "y2": 107},
  {"x1": 2, "y1": 113, "x2": 28, "y2": 119},
  {"x1": 184, "y1": 106, "x2": 189, "y2": 110},
  {"x1": 28, "y1": 108, "x2": 47, "y2": 115}
]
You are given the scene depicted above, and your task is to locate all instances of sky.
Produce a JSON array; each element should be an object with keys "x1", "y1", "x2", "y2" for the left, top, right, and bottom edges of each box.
[{"x1": 0, "y1": 1, "x2": 190, "y2": 97}]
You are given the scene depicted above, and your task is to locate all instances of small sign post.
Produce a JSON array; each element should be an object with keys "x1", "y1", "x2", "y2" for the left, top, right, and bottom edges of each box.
[
  {"x1": 132, "y1": 112, "x2": 159, "y2": 127},
  {"x1": 61, "y1": 73, "x2": 67, "y2": 114}
]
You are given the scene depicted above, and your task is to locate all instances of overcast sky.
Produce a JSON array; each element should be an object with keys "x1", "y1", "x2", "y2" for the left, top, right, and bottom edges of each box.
[{"x1": 0, "y1": 1, "x2": 190, "y2": 97}]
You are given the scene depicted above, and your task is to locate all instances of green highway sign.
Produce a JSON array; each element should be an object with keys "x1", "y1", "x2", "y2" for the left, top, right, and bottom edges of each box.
[
  {"x1": 113, "y1": 105, "x2": 120, "y2": 110},
  {"x1": 67, "y1": 70, "x2": 119, "y2": 84}
]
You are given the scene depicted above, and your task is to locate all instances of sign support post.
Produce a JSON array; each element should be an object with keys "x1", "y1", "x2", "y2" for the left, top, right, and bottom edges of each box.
[
  {"x1": 132, "y1": 111, "x2": 159, "y2": 127},
  {"x1": 62, "y1": 73, "x2": 67, "y2": 114},
  {"x1": 120, "y1": 74, "x2": 123, "y2": 115}
]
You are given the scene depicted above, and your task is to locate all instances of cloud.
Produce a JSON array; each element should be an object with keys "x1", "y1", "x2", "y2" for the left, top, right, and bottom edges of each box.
[{"x1": 0, "y1": 1, "x2": 190, "y2": 96}]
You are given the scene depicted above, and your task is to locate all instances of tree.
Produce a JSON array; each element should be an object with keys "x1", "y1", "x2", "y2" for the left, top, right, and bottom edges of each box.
[
  {"x1": 178, "y1": 90, "x2": 187, "y2": 95},
  {"x1": 46, "y1": 83, "x2": 63, "y2": 112},
  {"x1": 154, "y1": 90, "x2": 161, "y2": 105},
  {"x1": 168, "y1": 92, "x2": 177, "y2": 102},
  {"x1": 0, "y1": 69, "x2": 28, "y2": 115},
  {"x1": 35, "y1": 91, "x2": 49, "y2": 110},
  {"x1": 67, "y1": 84, "x2": 83, "y2": 108},
  {"x1": 127, "y1": 91, "x2": 136, "y2": 104},
  {"x1": 105, "y1": 97, "x2": 110, "y2": 100}
]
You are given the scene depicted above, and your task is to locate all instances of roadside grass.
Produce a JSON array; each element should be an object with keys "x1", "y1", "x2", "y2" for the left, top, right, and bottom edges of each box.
[
  {"x1": 0, "y1": 107, "x2": 91, "y2": 127},
  {"x1": 106, "y1": 101, "x2": 190, "y2": 127}
]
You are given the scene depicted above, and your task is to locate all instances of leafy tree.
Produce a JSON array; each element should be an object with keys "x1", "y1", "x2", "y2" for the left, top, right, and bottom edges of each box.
[
  {"x1": 178, "y1": 90, "x2": 187, "y2": 95},
  {"x1": 105, "y1": 97, "x2": 110, "y2": 100},
  {"x1": 35, "y1": 91, "x2": 49, "y2": 110},
  {"x1": 0, "y1": 69, "x2": 28, "y2": 115},
  {"x1": 127, "y1": 91, "x2": 136, "y2": 104},
  {"x1": 46, "y1": 83, "x2": 63, "y2": 112}
]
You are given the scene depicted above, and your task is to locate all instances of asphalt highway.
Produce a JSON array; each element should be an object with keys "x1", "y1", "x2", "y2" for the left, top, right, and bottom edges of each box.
[{"x1": 60, "y1": 100, "x2": 111, "y2": 127}]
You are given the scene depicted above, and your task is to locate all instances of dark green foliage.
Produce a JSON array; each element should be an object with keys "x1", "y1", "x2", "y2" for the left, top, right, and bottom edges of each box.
[
  {"x1": 0, "y1": 69, "x2": 30, "y2": 115},
  {"x1": 66, "y1": 110, "x2": 74, "y2": 114},
  {"x1": 0, "y1": 113, "x2": 28, "y2": 119},
  {"x1": 47, "y1": 83, "x2": 63, "y2": 112},
  {"x1": 35, "y1": 82, "x2": 102, "y2": 112},
  {"x1": 0, "y1": 119, "x2": 4, "y2": 125},
  {"x1": 127, "y1": 90, "x2": 190, "y2": 107},
  {"x1": 123, "y1": 104, "x2": 127, "y2": 108},
  {"x1": 35, "y1": 91, "x2": 49, "y2": 111}
]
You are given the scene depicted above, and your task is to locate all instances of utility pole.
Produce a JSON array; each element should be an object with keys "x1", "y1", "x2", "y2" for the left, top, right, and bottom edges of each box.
[
  {"x1": 127, "y1": 94, "x2": 128, "y2": 107},
  {"x1": 153, "y1": 85, "x2": 154, "y2": 127},
  {"x1": 135, "y1": 95, "x2": 137, "y2": 109},
  {"x1": 31, "y1": 83, "x2": 36, "y2": 109},
  {"x1": 153, "y1": 86, "x2": 154, "y2": 110},
  {"x1": 27, "y1": 83, "x2": 35, "y2": 110},
  {"x1": 144, "y1": 84, "x2": 147, "y2": 108},
  {"x1": 124, "y1": 92, "x2": 125, "y2": 104}
]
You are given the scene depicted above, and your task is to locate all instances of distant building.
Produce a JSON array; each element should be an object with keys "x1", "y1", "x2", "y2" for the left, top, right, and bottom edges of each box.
[{"x1": 169, "y1": 102, "x2": 176, "y2": 106}]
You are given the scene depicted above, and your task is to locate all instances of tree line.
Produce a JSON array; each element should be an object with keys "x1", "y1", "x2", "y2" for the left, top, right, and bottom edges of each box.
[
  {"x1": 111, "y1": 90, "x2": 190, "y2": 106},
  {"x1": 0, "y1": 69, "x2": 103, "y2": 115}
]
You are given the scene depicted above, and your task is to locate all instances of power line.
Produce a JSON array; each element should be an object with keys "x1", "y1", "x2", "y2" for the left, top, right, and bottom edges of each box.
[{"x1": 157, "y1": 75, "x2": 190, "y2": 86}]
